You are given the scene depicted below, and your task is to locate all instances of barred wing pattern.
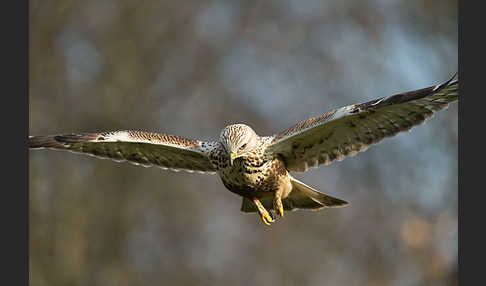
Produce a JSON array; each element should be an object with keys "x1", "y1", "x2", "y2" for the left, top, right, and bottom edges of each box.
[
  {"x1": 29, "y1": 130, "x2": 217, "y2": 173},
  {"x1": 266, "y1": 77, "x2": 458, "y2": 172}
]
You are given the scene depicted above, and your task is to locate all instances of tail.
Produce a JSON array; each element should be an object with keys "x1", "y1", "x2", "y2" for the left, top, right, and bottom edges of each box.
[
  {"x1": 287, "y1": 176, "x2": 348, "y2": 209},
  {"x1": 241, "y1": 176, "x2": 348, "y2": 212}
]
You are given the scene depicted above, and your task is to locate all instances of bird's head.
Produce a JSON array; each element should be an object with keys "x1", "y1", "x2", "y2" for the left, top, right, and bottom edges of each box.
[{"x1": 219, "y1": 124, "x2": 258, "y2": 166}]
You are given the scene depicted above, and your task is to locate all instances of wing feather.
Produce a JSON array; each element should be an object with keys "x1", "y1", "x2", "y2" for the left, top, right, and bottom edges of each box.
[
  {"x1": 29, "y1": 130, "x2": 217, "y2": 173},
  {"x1": 266, "y1": 76, "x2": 458, "y2": 172}
]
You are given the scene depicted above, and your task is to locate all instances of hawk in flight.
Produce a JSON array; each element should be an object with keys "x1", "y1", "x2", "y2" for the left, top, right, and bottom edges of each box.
[{"x1": 29, "y1": 76, "x2": 458, "y2": 225}]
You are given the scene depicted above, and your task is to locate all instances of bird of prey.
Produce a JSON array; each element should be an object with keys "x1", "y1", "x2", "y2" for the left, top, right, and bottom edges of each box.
[{"x1": 29, "y1": 76, "x2": 458, "y2": 225}]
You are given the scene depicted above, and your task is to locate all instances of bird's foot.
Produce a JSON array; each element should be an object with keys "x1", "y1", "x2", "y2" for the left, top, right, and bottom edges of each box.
[
  {"x1": 252, "y1": 197, "x2": 274, "y2": 226},
  {"x1": 261, "y1": 212, "x2": 275, "y2": 226}
]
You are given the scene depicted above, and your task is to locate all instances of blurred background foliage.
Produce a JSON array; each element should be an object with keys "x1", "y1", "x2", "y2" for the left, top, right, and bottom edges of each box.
[{"x1": 29, "y1": 0, "x2": 457, "y2": 285}]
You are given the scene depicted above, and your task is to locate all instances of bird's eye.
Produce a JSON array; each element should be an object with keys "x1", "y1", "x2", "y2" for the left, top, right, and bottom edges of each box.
[{"x1": 240, "y1": 143, "x2": 247, "y2": 150}]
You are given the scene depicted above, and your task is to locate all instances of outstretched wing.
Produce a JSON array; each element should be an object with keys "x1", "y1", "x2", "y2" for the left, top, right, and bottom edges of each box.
[
  {"x1": 265, "y1": 76, "x2": 458, "y2": 172},
  {"x1": 29, "y1": 130, "x2": 217, "y2": 173}
]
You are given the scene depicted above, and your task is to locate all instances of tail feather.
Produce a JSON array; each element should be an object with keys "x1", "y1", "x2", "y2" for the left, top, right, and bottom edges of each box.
[
  {"x1": 289, "y1": 176, "x2": 348, "y2": 208},
  {"x1": 240, "y1": 176, "x2": 348, "y2": 213}
]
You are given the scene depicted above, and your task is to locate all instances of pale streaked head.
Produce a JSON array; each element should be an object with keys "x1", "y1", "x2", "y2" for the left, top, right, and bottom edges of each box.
[{"x1": 219, "y1": 124, "x2": 258, "y2": 165}]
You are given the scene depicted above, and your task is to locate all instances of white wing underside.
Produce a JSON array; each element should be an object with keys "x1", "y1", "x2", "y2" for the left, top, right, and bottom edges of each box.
[
  {"x1": 265, "y1": 77, "x2": 458, "y2": 172},
  {"x1": 29, "y1": 130, "x2": 218, "y2": 174}
]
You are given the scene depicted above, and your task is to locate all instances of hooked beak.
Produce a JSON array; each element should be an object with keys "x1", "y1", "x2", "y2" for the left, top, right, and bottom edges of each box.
[{"x1": 229, "y1": 152, "x2": 236, "y2": 166}]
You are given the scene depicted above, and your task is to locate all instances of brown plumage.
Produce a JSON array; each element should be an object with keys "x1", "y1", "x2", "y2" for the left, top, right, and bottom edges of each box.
[{"x1": 29, "y1": 76, "x2": 458, "y2": 225}]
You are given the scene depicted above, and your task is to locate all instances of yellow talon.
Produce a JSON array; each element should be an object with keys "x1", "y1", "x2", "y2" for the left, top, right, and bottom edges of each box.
[
  {"x1": 252, "y1": 197, "x2": 274, "y2": 226},
  {"x1": 261, "y1": 213, "x2": 274, "y2": 226},
  {"x1": 262, "y1": 216, "x2": 271, "y2": 226},
  {"x1": 278, "y1": 206, "x2": 284, "y2": 217}
]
